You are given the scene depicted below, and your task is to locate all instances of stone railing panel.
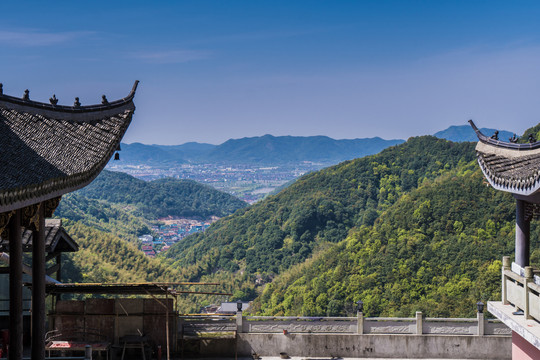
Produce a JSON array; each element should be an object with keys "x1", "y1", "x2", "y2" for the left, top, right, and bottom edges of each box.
[
  {"x1": 179, "y1": 316, "x2": 236, "y2": 334},
  {"x1": 506, "y1": 277, "x2": 524, "y2": 308},
  {"x1": 245, "y1": 317, "x2": 356, "y2": 333},
  {"x1": 364, "y1": 318, "x2": 415, "y2": 334},
  {"x1": 485, "y1": 320, "x2": 512, "y2": 335},
  {"x1": 423, "y1": 319, "x2": 476, "y2": 335}
]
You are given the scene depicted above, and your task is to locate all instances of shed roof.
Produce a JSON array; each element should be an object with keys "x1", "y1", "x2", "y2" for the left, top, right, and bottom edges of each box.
[
  {"x1": 0, "y1": 218, "x2": 78, "y2": 253},
  {"x1": 470, "y1": 120, "x2": 540, "y2": 196},
  {"x1": 0, "y1": 81, "x2": 138, "y2": 213}
]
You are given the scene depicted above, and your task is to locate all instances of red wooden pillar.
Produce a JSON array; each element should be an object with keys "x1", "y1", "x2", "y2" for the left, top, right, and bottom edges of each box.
[
  {"x1": 516, "y1": 199, "x2": 530, "y2": 267},
  {"x1": 9, "y1": 210, "x2": 23, "y2": 360},
  {"x1": 31, "y1": 204, "x2": 45, "y2": 360}
]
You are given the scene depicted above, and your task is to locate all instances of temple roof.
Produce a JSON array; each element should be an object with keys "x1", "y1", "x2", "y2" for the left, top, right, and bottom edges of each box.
[
  {"x1": 470, "y1": 120, "x2": 540, "y2": 196},
  {"x1": 0, "y1": 81, "x2": 138, "y2": 212},
  {"x1": 0, "y1": 219, "x2": 78, "y2": 253}
]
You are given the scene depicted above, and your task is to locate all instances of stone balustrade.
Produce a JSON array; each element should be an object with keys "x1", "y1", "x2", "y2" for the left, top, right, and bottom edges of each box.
[
  {"x1": 502, "y1": 255, "x2": 540, "y2": 322},
  {"x1": 178, "y1": 312, "x2": 510, "y2": 336}
]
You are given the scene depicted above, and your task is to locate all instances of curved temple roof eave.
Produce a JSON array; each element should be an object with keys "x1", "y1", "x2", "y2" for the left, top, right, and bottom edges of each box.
[
  {"x1": 0, "y1": 80, "x2": 139, "y2": 121},
  {"x1": 477, "y1": 158, "x2": 540, "y2": 197},
  {"x1": 0, "y1": 81, "x2": 138, "y2": 213},
  {"x1": 469, "y1": 119, "x2": 540, "y2": 150}
]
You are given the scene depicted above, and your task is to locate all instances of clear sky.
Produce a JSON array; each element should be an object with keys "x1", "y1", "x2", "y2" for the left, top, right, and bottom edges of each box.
[{"x1": 2, "y1": 1, "x2": 540, "y2": 144}]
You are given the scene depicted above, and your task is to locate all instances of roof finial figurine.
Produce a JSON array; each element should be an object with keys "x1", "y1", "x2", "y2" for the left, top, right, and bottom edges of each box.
[
  {"x1": 49, "y1": 94, "x2": 58, "y2": 105},
  {"x1": 509, "y1": 134, "x2": 519, "y2": 143},
  {"x1": 22, "y1": 89, "x2": 30, "y2": 101},
  {"x1": 491, "y1": 131, "x2": 499, "y2": 140},
  {"x1": 101, "y1": 95, "x2": 109, "y2": 104},
  {"x1": 74, "y1": 97, "x2": 81, "y2": 108},
  {"x1": 114, "y1": 152, "x2": 120, "y2": 161},
  {"x1": 0, "y1": 83, "x2": 3, "y2": 95},
  {"x1": 529, "y1": 134, "x2": 537, "y2": 143}
]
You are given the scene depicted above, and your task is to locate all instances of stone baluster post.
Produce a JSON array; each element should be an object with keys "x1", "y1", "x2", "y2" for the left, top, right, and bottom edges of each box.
[
  {"x1": 502, "y1": 256, "x2": 510, "y2": 305},
  {"x1": 357, "y1": 311, "x2": 364, "y2": 334},
  {"x1": 525, "y1": 266, "x2": 533, "y2": 319},
  {"x1": 415, "y1": 311, "x2": 423, "y2": 335},
  {"x1": 477, "y1": 311, "x2": 484, "y2": 336},
  {"x1": 236, "y1": 310, "x2": 243, "y2": 333}
]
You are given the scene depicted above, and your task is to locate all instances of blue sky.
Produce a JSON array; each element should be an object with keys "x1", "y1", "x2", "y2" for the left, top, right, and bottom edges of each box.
[{"x1": 3, "y1": 1, "x2": 540, "y2": 144}]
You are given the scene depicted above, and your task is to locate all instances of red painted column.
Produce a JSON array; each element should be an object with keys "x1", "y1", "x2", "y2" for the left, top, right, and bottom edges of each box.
[
  {"x1": 512, "y1": 331, "x2": 540, "y2": 359},
  {"x1": 9, "y1": 210, "x2": 23, "y2": 360},
  {"x1": 31, "y1": 205, "x2": 45, "y2": 360},
  {"x1": 516, "y1": 199, "x2": 530, "y2": 267}
]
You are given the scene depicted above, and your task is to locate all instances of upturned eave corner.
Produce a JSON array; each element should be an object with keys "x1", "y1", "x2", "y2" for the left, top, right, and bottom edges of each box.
[{"x1": 0, "y1": 80, "x2": 140, "y2": 117}]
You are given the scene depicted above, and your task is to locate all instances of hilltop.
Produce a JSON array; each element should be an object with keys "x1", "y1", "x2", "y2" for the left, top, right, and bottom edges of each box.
[
  {"x1": 433, "y1": 125, "x2": 514, "y2": 142},
  {"x1": 163, "y1": 137, "x2": 479, "y2": 307},
  {"x1": 254, "y1": 166, "x2": 516, "y2": 317},
  {"x1": 118, "y1": 135, "x2": 404, "y2": 165},
  {"x1": 67, "y1": 170, "x2": 247, "y2": 219}
]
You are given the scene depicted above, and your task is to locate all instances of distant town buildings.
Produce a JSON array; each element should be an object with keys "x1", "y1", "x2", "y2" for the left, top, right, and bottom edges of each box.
[
  {"x1": 139, "y1": 217, "x2": 215, "y2": 257},
  {"x1": 107, "y1": 162, "x2": 323, "y2": 203}
]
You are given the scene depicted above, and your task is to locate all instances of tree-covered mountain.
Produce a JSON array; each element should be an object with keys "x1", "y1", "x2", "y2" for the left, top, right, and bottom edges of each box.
[
  {"x1": 59, "y1": 126, "x2": 540, "y2": 316},
  {"x1": 253, "y1": 166, "x2": 518, "y2": 318},
  {"x1": 118, "y1": 135, "x2": 404, "y2": 165},
  {"x1": 70, "y1": 170, "x2": 247, "y2": 219},
  {"x1": 164, "y1": 137, "x2": 476, "y2": 282},
  {"x1": 201, "y1": 135, "x2": 404, "y2": 164},
  {"x1": 434, "y1": 125, "x2": 513, "y2": 142}
]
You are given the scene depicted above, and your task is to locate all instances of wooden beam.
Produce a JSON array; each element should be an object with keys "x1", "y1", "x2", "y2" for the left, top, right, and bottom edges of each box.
[
  {"x1": 46, "y1": 251, "x2": 61, "y2": 262},
  {"x1": 46, "y1": 263, "x2": 60, "y2": 276}
]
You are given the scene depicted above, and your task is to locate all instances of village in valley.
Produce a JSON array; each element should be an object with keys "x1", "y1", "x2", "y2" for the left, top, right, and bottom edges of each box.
[{"x1": 139, "y1": 216, "x2": 216, "y2": 257}]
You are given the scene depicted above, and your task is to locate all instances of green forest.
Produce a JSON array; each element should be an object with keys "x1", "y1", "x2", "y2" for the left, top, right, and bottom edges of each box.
[
  {"x1": 164, "y1": 137, "x2": 477, "y2": 276},
  {"x1": 56, "y1": 127, "x2": 540, "y2": 316},
  {"x1": 71, "y1": 170, "x2": 247, "y2": 219}
]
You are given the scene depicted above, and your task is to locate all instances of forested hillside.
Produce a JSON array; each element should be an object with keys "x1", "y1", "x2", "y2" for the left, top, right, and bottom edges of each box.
[
  {"x1": 254, "y1": 166, "x2": 519, "y2": 317},
  {"x1": 62, "y1": 221, "x2": 182, "y2": 284},
  {"x1": 54, "y1": 170, "x2": 248, "y2": 309},
  {"x1": 57, "y1": 130, "x2": 540, "y2": 316},
  {"x1": 165, "y1": 137, "x2": 476, "y2": 280},
  {"x1": 71, "y1": 170, "x2": 247, "y2": 219}
]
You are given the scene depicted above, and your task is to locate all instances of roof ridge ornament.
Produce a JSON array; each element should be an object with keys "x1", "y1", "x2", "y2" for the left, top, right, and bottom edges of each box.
[
  {"x1": 74, "y1": 97, "x2": 81, "y2": 108},
  {"x1": 510, "y1": 134, "x2": 519, "y2": 143},
  {"x1": 49, "y1": 95, "x2": 58, "y2": 105},
  {"x1": 0, "y1": 83, "x2": 3, "y2": 95},
  {"x1": 469, "y1": 119, "x2": 540, "y2": 150},
  {"x1": 0, "y1": 80, "x2": 139, "y2": 117},
  {"x1": 101, "y1": 95, "x2": 109, "y2": 105}
]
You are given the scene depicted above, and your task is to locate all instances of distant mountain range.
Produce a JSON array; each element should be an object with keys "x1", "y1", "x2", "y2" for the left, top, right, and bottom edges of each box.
[
  {"x1": 433, "y1": 125, "x2": 514, "y2": 143},
  {"x1": 119, "y1": 135, "x2": 404, "y2": 165},
  {"x1": 118, "y1": 125, "x2": 515, "y2": 166}
]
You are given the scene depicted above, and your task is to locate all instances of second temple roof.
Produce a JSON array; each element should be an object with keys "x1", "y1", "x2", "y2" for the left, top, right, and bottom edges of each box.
[{"x1": 470, "y1": 120, "x2": 540, "y2": 196}]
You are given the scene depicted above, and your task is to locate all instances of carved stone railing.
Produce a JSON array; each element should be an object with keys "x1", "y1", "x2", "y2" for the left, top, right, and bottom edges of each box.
[
  {"x1": 501, "y1": 255, "x2": 540, "y2": 322},
  {"x1": 178, "y1": 312, "x2": 510, "y2": 336}
]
